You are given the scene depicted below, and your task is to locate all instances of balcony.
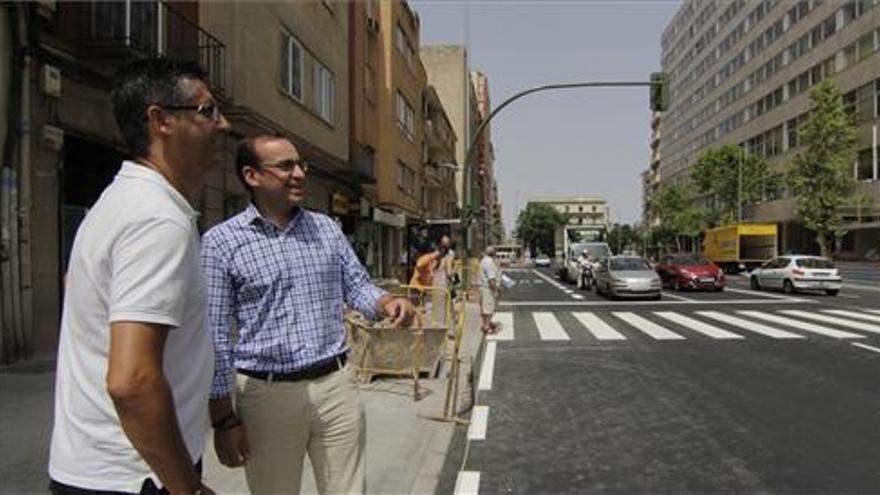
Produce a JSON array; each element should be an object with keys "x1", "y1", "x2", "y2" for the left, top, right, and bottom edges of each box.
[
  {"x1": 345, "y1": 143, "x2": 376, "y2": 184},
  {"x1": 64, "y1": 1, "x2": 225, "y2": 93}
]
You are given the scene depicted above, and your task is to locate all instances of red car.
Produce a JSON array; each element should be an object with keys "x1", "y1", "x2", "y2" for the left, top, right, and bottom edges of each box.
[{"x1": 655, "y1": 253, "x2": 725, "y2": 291}]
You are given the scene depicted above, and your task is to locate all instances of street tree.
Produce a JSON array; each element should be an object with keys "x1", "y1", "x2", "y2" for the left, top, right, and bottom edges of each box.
[
  {"x1": 649, "y1": 182, "x2": 703, "y2": 253},
  {"x1": 608, "y1": 223, "x2": 644, "y2": 254},
  {"x1": 515, "y1": 203, "x2": 567, "y2": 256},
  {"x1": 691, "y1": 145, "x2": 780, "y2": 227},
  {"x1": 786, "y1": 79, "x2": 858, "y2": 258}
]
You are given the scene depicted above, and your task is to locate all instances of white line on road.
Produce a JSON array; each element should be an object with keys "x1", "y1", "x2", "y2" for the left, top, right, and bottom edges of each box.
[
  {"x1": 530, "y1": 269, "x2": 570, "y2": 293},
  {"x1": 654, "y1": 312, "x2": 744, "y2": 340},
  {"x1": 478, "y1": 342, "x2": 497, "y2": 391},
  {"x1": 454, "y1": 471, "x2": 480, "y2": 495},
  {"x1": 697, "y1": 311, "x2": 804, "y2": 339},
  {"x1": 533, "y1": 312, "x2": 570, "y2": 340},
  {"x1": 659, "y1": 291, "x2": 698, "y2": 302},
  {"x1": 867, "y1": 310, "x2": 880, "y2": 315},
  {"x1": 822, "y1": 309, "x2": 880, "y2": 324},
  {"x1": 489, "y1": 313, "x2": 514, "y2": 341},
  {"x1": 571, "y1": 294, "x2": 585, "y2": 300},
  {"x1": 612, "y1": 312, "x2": 685, "y2": 340},
  {"x1": 467, "y1": 406, "x2": 489, "y2": 440},
  {"x1": 852, "y1": 343, "x2": 880, "y2": 354},
  {"x1": 724, "y1": 287, "x2": 805, "y2": 302},
  {"x1": 572, "y1": 312, "x2": 627, "y2": 340},
  {"x1": 499, "y1": 298, "x2": 809, "y2": 307},
  {"x1": 737, "y1": 311, "x2": 865, "y2": 339},
  {"x1": 779, "y1": 310, "x2": 880, "y2": 335}
]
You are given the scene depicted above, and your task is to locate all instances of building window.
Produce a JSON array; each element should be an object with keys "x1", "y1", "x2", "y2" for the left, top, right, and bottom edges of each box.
[
  {"x1": 396, "y1": 91, "x2": 415, "y2": 139},
  {"x1": 280, "y1": 30, "x2": 303, "y2": 101},
  {"x1": 856, "y1": 147, "x2": 879, "y2": 181},
  {"x1": 397, "y1": 161, "x2": 415, "y2": 196},
  {"x1": 312, "y1": 60, "x2": 334, "y2": 124},
  {"x1": 395, "y1": 24, "x2": 414, "y2": 69}
]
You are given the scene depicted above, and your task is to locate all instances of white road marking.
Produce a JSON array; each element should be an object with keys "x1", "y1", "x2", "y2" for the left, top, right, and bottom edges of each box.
[
  {"x1": 659, "y1": 291, "x2": 697, "y2": 302},
  {"x1": 869, "y1": 310, "x2": 880, "y2": 315},
  {"x1": 654, "y1": 312, "x2": 744, "y2": 339},
  {"x1": 533, "y1": 312, "x2": 570, "y2": 340},
  {"x1": 533, "y1": 279, "x2": 544, "y2": 284},
  {"x1": 697, "y1": 311, "x2": 804, "y2": 339},
  {"x1": 454, "y1": 471, "x2": 480, "y2": 495},
  {"x1": 612, "y1": 312, "x2": 685, "y2": 340},
  {"x1": 530, "y1": 269, "x2": 569, "y2": 294},
  {"x1": 737, "y1": 311, "x2": 865, "y2": 339},
  {"x1": 478, "y1": 342, "x2": 497, "y2": 391},
  {"x1": 852, "y1": 343, "x2": 880, "y2": 354},
  {"x1": 724, "y1": 287, "x2": 805, "y2": 302},
  {"x1": 572, "y1": 312, "x2": 627, "y2": 340},
  {"x1": 499, "y1": 299, "x2": 808, "y2": 307},
  {"x1": 822, "y1": 309, "x2": 880, "y2": 324},
  {"x1": 489, "y1": 313, "x2": 514, "y2": 341},
  {"x1": 571, "y1": 294, "x2": 585, "y2": 300},
  {"x1": 779, "y1": 310, "x2": 880, "y2": 335},
  {"x1": 468, "y1": 406, "x2": 489, "y2": 440}
]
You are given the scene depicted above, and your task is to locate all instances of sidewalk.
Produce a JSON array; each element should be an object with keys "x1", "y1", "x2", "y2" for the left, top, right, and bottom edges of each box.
[{"x1": 0, "y1": 302, "x2": 483, "y2": 495}]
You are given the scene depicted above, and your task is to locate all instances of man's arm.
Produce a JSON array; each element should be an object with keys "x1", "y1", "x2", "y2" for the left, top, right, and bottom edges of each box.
[{"x1": 107, "y1": 323, "x2": 207, "y2": 494}]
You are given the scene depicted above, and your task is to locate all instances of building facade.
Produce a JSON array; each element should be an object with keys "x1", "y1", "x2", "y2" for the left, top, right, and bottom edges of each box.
[{"x1": 658, "y1": 0, "x2": 880, "y2": 259}]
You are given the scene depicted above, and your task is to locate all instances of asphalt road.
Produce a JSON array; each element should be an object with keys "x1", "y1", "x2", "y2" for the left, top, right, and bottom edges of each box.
[{"x1": 440, "y1": 267, "x2": 880, "y2": 494}]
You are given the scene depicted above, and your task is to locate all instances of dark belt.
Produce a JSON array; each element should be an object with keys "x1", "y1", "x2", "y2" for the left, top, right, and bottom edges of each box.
[{"x1": 238, "y1": 353, "x2": 347, "y2": 383}]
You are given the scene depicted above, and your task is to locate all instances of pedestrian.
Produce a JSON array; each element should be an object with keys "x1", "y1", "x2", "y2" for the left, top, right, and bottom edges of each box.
[
  {"x1": 201, "y1": 135, "x2": 415, "y2": 495},
  {"x1": 479, "y1": 246, "x2": 501, "y2": 334},
  {"x1": 48, "y1": 58, "x2": 230, "y2": 494}
]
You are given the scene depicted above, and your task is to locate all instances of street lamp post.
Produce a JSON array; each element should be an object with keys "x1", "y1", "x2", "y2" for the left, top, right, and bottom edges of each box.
[{"x1": 458, "y1": 79, "x2": 660, "y2": 289}]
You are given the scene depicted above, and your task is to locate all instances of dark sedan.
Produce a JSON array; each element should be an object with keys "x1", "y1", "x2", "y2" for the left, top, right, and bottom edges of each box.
[{"x1": 655, "y1": 253, "x2": 725, "y2": 291}]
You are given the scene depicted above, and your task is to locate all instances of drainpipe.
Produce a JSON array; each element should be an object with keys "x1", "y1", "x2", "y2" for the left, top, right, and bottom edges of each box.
[{"x1": 15, "y1": 3, "x2": 32, "y2": 358}]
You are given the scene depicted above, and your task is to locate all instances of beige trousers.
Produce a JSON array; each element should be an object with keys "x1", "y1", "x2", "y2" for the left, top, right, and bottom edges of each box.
[{"x1": 236, "y1": 364, "x2": 365, "y2": 495}]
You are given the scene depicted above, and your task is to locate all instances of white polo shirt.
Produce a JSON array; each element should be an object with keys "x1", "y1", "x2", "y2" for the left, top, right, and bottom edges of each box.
[{"x1": 49, "y1": 162, "x2": 213, "y2": 491}]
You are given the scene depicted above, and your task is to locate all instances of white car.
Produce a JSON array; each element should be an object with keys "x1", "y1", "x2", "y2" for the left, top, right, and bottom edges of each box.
[
  {"x1": 534, "y1": 254, "x2": 552, "y2": 267},
  {"x1": 749, "y1": 255, "x2": 842, "y2": 296}
]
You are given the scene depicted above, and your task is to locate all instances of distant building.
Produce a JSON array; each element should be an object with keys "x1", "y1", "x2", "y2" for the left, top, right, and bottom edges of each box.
[{"x1": 658, "y1": 0, "x2": 879, "y2": 258}]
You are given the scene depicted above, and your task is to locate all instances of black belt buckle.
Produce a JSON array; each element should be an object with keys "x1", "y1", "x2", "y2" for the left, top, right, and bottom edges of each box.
[{"x1": 239, "y1": 353, "x2": 346, "y2": 383}]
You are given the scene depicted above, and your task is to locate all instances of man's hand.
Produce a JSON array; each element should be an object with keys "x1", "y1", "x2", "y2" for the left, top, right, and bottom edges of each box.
[
  {"x1": 214, "y1": 423, "x2": 250, "y2": 467},
  {"x1": 381, "y1": 296, "x2": 415, "y2": 327}
]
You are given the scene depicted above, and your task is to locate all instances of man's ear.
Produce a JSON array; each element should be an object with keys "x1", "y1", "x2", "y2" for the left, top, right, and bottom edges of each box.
[
  {"x1": 146, "y1": 105, "x2": 173, "y2": 139},
  {"x1": 242, "y1": 165, "x2": 261, "y2": 189}
]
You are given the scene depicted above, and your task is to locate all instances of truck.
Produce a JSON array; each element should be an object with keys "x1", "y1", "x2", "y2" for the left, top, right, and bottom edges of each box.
[
  {"x1": 556, "y1": 225, "x2": 611, "y2": 283},
  {"x1": 703, "y1": 223, "x2": 778, "y2": 273}
]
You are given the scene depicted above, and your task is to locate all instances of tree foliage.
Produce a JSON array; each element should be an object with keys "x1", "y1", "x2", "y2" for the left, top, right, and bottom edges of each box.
[
  {"x1": 648, "y1": 182, "x2": 703, "y2": 252},
  {"x1": 515, "y1": 203, "x2": 566, "y2": 256},
  {"x1": 786, "y1": 79, "x2": 858, "y2": 257},
  {"x1": 691, "y1": 145, "x2": 781, "y2": 227},
  {"x1": 607, "y1": 223, "x2": 644, "y2": 255}
]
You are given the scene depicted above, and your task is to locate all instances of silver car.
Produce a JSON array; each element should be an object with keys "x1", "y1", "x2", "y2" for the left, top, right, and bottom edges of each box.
[
  {"x1": 595, "y1": 256, "x2": 662, "y2": 300},
  {"x1": 749, "y1": 255, "x2": 843, "y2": 296}
]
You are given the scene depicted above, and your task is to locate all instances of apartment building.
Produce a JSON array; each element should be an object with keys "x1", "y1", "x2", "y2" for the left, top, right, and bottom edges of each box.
[{"x1": 658, "y1": 0, "x2": 880, "y2": 258}]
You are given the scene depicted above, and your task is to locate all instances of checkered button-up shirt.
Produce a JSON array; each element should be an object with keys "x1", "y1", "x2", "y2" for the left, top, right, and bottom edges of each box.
[{"x1": 202, "y1": 205, "x2": 385, "y2": 398}]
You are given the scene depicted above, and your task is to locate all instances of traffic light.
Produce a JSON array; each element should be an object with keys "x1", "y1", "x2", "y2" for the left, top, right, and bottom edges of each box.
[{"x1": 650, "y1": 72, "x2": 669, "y2": 112}]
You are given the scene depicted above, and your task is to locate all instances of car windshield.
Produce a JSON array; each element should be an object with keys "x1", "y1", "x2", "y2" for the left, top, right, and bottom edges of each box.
[
  {"x1": 610, "y1": 258, "x2": 651, "y2": 271},
  {"x1": 795, "y1": 258, "x2": 834, "y2": 269},
  {"x1": 671, "y1": 255, "x2": 709, "y2": 265}
]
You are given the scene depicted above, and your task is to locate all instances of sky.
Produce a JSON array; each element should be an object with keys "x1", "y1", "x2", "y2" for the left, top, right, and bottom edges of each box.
[{"x1": 412, "y1": 0, "x2": 683, "y2": 235}]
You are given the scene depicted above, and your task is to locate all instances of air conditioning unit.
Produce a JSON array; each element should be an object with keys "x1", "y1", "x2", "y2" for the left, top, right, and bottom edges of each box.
[{"x1": 366, "y1": 17, "x2": 379, "y2": 33}]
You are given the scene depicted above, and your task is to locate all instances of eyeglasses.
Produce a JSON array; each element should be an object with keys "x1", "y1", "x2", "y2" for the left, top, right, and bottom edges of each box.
[
  {"x1": 258, "y1": 158, "x2": 310, "y2": 175},
  {"x1": 159, "y1": 102, "x2": 222, "y2": 122}
]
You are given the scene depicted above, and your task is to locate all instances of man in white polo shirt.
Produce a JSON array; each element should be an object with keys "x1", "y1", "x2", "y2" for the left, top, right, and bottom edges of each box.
[{"x1": 48, "y1": 58, "x2": 230, "y2": 494}]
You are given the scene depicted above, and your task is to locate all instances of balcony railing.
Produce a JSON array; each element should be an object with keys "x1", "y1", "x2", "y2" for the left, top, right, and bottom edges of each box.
[{"x1": 70, "y1": 1, "x2": 225, "y2": 93}]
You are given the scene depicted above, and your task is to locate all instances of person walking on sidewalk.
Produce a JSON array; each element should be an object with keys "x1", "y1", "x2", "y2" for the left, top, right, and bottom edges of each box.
[
  {"x1": 48, "y1": 58, "x2": 230, "y2": 494},
  {"x1": 201, "y1": 135, "x2": 415, "y2": 495},
  {"x1": 479, "y1": 246, "x2": 501, "y2": 334}
]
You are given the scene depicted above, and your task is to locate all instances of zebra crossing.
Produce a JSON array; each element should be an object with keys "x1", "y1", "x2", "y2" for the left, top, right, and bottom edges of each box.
[{"x1": 487, "y1": 308, "x2": 880, "y2": 342}]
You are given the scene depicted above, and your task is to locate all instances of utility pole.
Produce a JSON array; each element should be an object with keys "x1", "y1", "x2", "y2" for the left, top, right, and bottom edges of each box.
[{"x1": 738, "y1": 146, "x2": 744, "y2": 223}]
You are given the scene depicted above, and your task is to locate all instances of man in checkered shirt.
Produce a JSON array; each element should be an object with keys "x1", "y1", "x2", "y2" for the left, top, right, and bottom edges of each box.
[{"x1": 201, "y1": 135, "x2": 414, "y2": 494}]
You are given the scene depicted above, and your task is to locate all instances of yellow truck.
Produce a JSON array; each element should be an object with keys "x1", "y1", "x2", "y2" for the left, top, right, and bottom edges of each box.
[{"x1": 703, "y1": 223, "x2": 778, "y2": 273}]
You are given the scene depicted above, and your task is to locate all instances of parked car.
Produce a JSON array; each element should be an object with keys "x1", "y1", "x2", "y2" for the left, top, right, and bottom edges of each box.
[
  {"x1": 655, "y1": 253, "x2": 725, "y2": 291},
  {"x1": 595, "y1": 256, "x2": 662, "y2": 300},
  {"x1": 749, "y1": 255, "x2": 842, "y2": 296},
  {"x1": 534, "y1": 254, "x2": 552, "y2": 267}
]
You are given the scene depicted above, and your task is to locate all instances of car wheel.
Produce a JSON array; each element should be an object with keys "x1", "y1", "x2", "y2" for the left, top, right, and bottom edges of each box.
[
  {"x1": 672, "y1": 278, "x2": 681, "y2": 291},
  {"x1": 714, "y1": 286, "x2": 724, "y2": 292},
  {"x1": 652, "y1": 293, "x2": 662, "y2": 301},
  {"x1": 825, "y1": 289, "x2": 839, "y2": 296},
  {"x1": 750, "y1": 276, "x2": 761, "y2": 290},
  {"x1": 783, "y1": 279, "x2": 796, "y2": 294}
]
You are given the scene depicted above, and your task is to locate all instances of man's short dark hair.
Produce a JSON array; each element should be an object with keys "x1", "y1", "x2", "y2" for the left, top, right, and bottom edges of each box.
[
  {"x1": 235, "y1": 137, "x2": 260, "y2": 193},
  {"x1": 111, "y1": 58, "x2": 208, "y2": 158}
]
